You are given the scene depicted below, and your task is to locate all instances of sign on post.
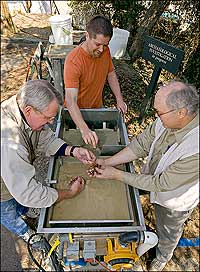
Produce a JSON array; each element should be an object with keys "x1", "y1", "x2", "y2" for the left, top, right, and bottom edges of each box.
[
  {"x1": 139, "y1": 36, "x2": 184, "y2": 122},
  {"x1": 142, "y1": 36, "x2": 184, "y2": 74}
]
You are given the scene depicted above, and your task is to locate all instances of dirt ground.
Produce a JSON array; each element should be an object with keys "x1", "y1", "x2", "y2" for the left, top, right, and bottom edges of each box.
[{"x1": 1, "y1": 13, "x2": 199, "y2": 271}]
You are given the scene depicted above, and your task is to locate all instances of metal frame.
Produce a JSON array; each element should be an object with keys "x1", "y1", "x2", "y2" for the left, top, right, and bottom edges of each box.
[{"x1": 37, "y1": 109, "x2": 146, "y2": 235}]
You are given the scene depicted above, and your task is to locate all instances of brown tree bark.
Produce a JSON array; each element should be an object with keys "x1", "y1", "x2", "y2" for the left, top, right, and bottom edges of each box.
[
  {"x1": 130, "y1": 0, "x2": 171, "y2": 61},
  {"x1": 1, "y1": 1, "x2": 17, "y2": 33}
]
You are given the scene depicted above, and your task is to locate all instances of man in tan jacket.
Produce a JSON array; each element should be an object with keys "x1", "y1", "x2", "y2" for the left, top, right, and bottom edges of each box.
[
  {"x1": 1, "y1": 79, "x2": 95, "y2": 243},
  {"x1": 89, "y1": 80, "x2": 199, "y2": 271}
]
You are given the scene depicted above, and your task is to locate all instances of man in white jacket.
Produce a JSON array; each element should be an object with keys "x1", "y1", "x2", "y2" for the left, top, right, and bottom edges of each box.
[
  {"x1": 88, "y1": 80, "x2": 199, "y2": 271},
  {"x1": 1, "y1": 80, "x2": 95, "y2": 244}
]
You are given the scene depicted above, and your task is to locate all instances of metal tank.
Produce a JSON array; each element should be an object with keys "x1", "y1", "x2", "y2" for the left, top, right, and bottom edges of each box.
[{"x1": 37, "y1": 108, "x2": 158, "y2": 271}]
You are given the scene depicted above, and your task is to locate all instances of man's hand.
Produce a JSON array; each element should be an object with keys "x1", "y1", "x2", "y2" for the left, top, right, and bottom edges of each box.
[
  {"x1": 73, "y1": 147, "x2": 96, "y2": 164},
  {"x1": 67, "y1": 176, "x2": 85, "y2": 197},
  {"x1": 117, "y1": 99, "x2": 128, "y2": 114},
  {"x1": 64, "y1": 88, "x2": 98, "y2": 148},
  {"x1": 81, "y1": 128, "x2": 98, "y2": 148},
  {"x1": 56, "y1": 176, "x2": 85, "y2": 202},
  {"x1": 86, "y1": 159, "x2": 106, "y2": 177},
  {"x1": 95, "y1": 158, "x2": 105, "y2": 167},
  {"x1": 87, "y1": 165, "x2": 121, "y2": 180}
]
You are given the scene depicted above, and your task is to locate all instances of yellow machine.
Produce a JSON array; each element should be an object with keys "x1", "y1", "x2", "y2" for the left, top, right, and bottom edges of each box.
[{"x1": 104, "y1": 238, "x2": 139, "y2": 270}]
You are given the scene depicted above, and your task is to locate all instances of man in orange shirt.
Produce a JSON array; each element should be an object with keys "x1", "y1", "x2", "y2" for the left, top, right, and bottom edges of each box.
[{"x1": 64, "y1": 15, "x2": 127, "y2": 148}]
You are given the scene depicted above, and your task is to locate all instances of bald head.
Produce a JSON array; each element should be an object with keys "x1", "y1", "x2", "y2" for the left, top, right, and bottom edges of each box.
[
  {"x1": 154, "y1": 80, "x2": 199, "y2": 129},
  {"x1": 156, "y1": 81, "x2": 199, "y2": 116}
]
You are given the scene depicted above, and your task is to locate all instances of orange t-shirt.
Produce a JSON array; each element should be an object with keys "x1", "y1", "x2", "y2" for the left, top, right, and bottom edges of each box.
[{"x1": 64, "y1": 45, "x2": 114, "y2": 108}]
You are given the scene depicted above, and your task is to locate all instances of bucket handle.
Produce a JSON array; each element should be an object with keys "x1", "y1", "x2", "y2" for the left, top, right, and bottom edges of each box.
[{"x1": 61, "y1": 27, "x2": 71, "y2": 36}]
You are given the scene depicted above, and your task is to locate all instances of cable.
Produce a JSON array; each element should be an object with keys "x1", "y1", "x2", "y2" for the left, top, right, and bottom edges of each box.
[
  {"x1": 27, "y1": 233, "x2": 64, "y2": 272},
  {"x1": 27, "y1": 233, "x2": 46, "y2": 272},
  {"x1": 87, "y1": 258, "x2": 114, "y2": 272}
]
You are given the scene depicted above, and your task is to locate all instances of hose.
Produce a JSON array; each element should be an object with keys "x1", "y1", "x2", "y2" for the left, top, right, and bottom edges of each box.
[
  {"x1": 27, "y1": 233, "x2": 64, "y2": 272},
  {"x1": 118, "y1": 231, "x2": 141, "y2": 247},
  {"x1": 27, "y1": 233, "x2": 46, "y2": 272}
]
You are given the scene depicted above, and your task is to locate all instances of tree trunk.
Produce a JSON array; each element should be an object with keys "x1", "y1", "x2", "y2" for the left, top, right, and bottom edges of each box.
[
  {"x1": 130, "y1": 0, "x2": 171, "y2": 61},
  {"x1": 1, "y1": 1, "x2": 17, "y2": 33}
]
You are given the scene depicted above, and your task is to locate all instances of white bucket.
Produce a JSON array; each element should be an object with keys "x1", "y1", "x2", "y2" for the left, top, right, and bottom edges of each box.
[
  {"x1": 49, "y1": 15, "x2": 73, "y2": 45},
  {"x1": 109, "y1": 28, "x2": 130, "y2": 58}
]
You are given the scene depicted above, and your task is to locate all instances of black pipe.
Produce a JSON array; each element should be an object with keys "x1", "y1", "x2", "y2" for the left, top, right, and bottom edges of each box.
[
  {"x1": 27, "y1": 233, "x2": 64, "y2": 272},
  {"x1": 119, "y1": 231, "x2": 141, "y2": 247}
]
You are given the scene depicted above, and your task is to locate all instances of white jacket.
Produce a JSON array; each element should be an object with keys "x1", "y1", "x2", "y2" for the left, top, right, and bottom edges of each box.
[{"x1": 145, "y1": 118, "x2": 199, "y2": 211}]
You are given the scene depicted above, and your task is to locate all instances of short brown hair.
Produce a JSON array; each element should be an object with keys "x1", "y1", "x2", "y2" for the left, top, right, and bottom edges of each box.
[{"x1": 86, "y1": 15, "x2": 113, "y2": 39}]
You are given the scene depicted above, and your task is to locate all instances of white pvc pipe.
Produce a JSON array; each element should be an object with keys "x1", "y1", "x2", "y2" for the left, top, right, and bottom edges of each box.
[{"x1": 137, "y1": 231, "x2": 158, "y2": 257}]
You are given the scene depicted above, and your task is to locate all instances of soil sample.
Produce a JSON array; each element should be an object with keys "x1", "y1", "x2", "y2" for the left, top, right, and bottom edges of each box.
[{"x1": 50, "y1": 157, "x2": 132, "y2": 221}]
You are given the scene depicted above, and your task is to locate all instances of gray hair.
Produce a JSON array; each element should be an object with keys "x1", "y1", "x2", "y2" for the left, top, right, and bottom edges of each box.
[
  {"x1": 166, "y1": 81, "x2": 199, "y2": 115},
  {"x1": 17, "y1": 79, "x2": 63, "y2": 111}
]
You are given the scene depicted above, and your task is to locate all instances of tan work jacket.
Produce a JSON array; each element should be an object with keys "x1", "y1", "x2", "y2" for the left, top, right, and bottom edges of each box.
[{"x1": 1, "y1": 95, "x2": 65, "y2": 207}]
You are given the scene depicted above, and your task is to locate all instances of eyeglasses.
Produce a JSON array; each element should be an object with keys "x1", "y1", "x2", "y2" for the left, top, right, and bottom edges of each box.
[
  {"x1": 154, "y1": 108, "x2": 177, "y2": 117},
  {"x1": 154, "y1": 102, "x2": 199, "y2": 117},
  {"x1": 32, "y1": 106, "x2": 55, "y2": 122}
]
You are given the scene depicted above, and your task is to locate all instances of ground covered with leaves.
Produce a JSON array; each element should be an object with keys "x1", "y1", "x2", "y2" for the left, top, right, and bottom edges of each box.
[{"x1": 1, "y1": 12, "x2": 199, "y2": 272}]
